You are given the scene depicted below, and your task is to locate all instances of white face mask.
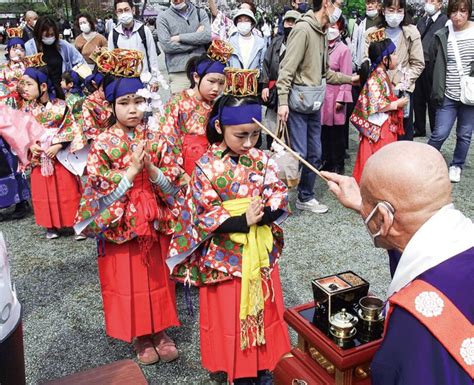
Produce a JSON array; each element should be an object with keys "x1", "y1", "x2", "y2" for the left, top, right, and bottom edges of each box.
[
  {"x1": 327, "y1": 27, "x2": 340, "y2": 41},
  {"x1": 366, "y1": 9, "x2": 379, "y2": 19},
  {"x1": 237, "y1": 21, "x2": 252, "y2": 36},
  {"x1": 80, "y1": 23, "x2": 91, "y2": 34},
  {"x1": 424, "y1": 3, "x2": 437, "y2": 16},
  {"x1": 42, "y1": 36, "x2": 56, "y2": 45},
  {"x1": 118, "y1": 12, "x2": 134, "y2": 25},
  {"x1": 385, "y1": 12, "x2": 404, "y2": 27},
  {"x1": 328, "y1": 4, "x2": 342, "y2": 24},
  {"x1": 171, "y1": 1, "x2": 187, "y2": 11}
]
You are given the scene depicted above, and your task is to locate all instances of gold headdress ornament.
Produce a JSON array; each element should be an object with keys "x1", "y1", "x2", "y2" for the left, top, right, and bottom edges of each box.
[
  {"x1": 7, "y1": 27, "x2": 23, "y2": 39},
  {"x1": 23, "y1": 53, "x2": 47, "y2": 68},
  {"x1": 96, "y1": 49, "x2": 144, "y2": 78},
  {"x1": 368, "y1": 28, "x2": 387, "y2": 43},
  {"x1": 207, "y1": 40, "x2": 234, "y2": 63},
  {"x1": 224, "y1": 68, "x2": 259, "y2": 97},
  {"x1": 89, "y1": 47, "x2": 107, "y2": 65}
]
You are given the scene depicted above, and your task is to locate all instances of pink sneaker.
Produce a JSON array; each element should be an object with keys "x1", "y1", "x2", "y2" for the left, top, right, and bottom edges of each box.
[
  {"x1": 152, "y1": 331, "x2": 179, "y2": 362},
  {"x1": 133, "y1": 336, "x2": 159, "y2": 365}
]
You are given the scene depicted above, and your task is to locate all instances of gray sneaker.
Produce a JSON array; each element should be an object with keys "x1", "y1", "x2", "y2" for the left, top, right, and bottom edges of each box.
[{"x1": 295, "y1": 198, "x2": 329, "y2": 213}]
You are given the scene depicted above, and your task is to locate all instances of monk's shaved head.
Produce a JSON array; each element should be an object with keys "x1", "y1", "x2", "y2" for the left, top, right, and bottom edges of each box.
[{"x1": 360, "y1": 142, "x2": 452, "y2": 249}]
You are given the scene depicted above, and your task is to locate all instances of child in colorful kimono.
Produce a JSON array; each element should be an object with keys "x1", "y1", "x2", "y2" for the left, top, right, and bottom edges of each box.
[
  {"x1": 0, "y1": 28, "x2": 26, "y2": 96},
  {"x1": 158, "y1": 40, "x2": 233, "y2": 176},
  {"x1": 18, "y1": 54, "x2": 81, "y2": 239},
  {"x1": 168, "y1": 68, "x2": 291, "y2": 384},
  {"x1": 61, "y1": 70, "x2": 85, "y2": 120},
  {"x1": 69, "y1": 69, "x2": 111, "y2": 153},
  {"x1": 74, "y1": 49, "x2": 186, "y2": 366},
  {"x1": 350, "y1": 30, "x2": 408, "y2": 182}
]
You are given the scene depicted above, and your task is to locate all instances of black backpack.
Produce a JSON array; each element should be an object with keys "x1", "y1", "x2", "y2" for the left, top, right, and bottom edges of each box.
[{"x1": 112, "y1": 23, "x2": 161, "y2": 71}]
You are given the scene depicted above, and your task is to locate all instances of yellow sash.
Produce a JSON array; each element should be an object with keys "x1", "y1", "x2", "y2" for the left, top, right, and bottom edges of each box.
[{"x1": 222, "y1": 197, "x2": 274, "y2": 350}]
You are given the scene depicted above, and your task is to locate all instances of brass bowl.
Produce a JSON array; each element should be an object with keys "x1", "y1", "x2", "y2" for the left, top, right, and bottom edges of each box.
[{"x1": 359, "y1": 296, "x2": 384, "y2": 322}]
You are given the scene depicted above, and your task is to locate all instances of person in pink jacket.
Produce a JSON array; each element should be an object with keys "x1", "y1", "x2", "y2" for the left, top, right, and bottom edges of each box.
[{"x1": 321, "y1": 17, "x2": 353, "y2": 174}]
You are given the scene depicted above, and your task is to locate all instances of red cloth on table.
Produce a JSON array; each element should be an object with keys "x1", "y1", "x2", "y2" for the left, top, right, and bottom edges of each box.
[
  {"x1": 31, "y1": 162, "x2": 81, "y2": 228},
  {"x1": 353, "y1": 118, "x2": 399, "y2": 184},
  {"x1": 199, "y1": 265, "x2": 290, "y2": 383},
  {"x1": 182, "y1": 134, "x2": 208, "y2": 176},
  {"x1": 99, "y1": 236, "x2": 180, "y2": 342}
]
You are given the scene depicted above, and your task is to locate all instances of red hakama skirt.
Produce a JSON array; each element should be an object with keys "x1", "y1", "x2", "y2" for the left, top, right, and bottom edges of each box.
[
  {"x1": 200, "y1": 265, "x2": 291, "y2": 382},
  {"x1": 99, "y1": 235, "x2": 180, "y2": 342},
  {"x1": 353, "y1": 120, "x2": 398, "y2": 184},
  {"x1": 182, "y1": 134, "x2": 208, "y2": 175},
  {"x1": 31, "y1": 162, "x2": 81, "y2": 228}
]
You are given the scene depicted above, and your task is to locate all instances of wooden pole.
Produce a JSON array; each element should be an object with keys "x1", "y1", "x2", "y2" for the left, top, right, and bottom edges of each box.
[{"x1": 252, "y1": 118, "x2": 328, "y2": 182}]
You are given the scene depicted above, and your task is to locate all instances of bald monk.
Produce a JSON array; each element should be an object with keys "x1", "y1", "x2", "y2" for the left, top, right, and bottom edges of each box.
[{"x1": 321, "y1": 141, "x2": 474, "y2": 385}]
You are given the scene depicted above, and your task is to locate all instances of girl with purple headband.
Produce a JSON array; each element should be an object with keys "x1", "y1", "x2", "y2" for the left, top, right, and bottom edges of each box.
[
  {"x1": 350, "y1": 32, "x2": 408, "y2": 182},
  {"x1": 168, "y1": 68, "x2": 291, "y2": 384},
  {"x1": 0, "y1": 28, "x2": 27, "y2": 98},
  {"x1": 75, "y1": 49, "x2": 187, "y2": 366},
  {"x1": 18, "y1": 55, "x2": 82, "y2": 240},
  {"x1": 158, "y1": 40, "x2": 233, "y2": 176}
]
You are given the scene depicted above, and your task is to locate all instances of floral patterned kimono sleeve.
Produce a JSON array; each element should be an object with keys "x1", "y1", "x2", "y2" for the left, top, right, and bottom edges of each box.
[
  {"x1": 74, "y1": 136, "x2": 129, "y2": 236},
  {"x1": 51, "y1": 104, "x2": 82, "y2": 147},
  {"x1": 158, "y1": 93, "x2": 182, "y2": 145},
  {"x1": 167, "y1": 164, "x2": 232, "y2": 273},
  {"x1": 148, "y1": 132, "x2": 188, "y2": 205},
  {"x1": 86, "y1": 139, "x2": 127, "y2": 197}
]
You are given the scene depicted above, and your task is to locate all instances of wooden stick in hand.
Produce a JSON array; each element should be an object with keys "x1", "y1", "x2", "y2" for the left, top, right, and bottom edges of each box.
[{"x1": 252, "y1": 118, "x2": 328, "y2": 182}]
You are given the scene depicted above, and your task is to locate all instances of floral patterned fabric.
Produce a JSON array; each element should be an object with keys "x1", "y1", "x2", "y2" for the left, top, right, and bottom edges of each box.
[
  {"x1": 0, "y1": 61, "x2": 24, "y2": 92},
  {"x1": 168, "y1": 143, "x2": 289, "y2": 286},
  {"x1": 70, "y1": 88, "x2": 111, "y2": 153},
  {"x1": 65, "y1": 92, "x2": 85, "y2": 122},
  {"x1": 158, "y1": 89, "x2": 212, "y2": 145},
  {"x1": 20, "y1": 99, "x2": 80, "y2": 168},
  {"x1": 350, "y1": 66, "x2": 403, "y2": 143},
  {"x1": 75, "y1": 124, "x2": 187, "y2": 243}
]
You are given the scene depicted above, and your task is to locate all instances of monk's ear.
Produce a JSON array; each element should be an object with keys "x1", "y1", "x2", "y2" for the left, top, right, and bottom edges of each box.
[{"x1": 379, "y1": 205, "x2": 394, "y2": 237}]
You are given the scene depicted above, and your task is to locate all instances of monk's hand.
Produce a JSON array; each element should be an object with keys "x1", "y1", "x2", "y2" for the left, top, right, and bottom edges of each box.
[
  {"x1": 246, "y1": 197, "x2": 264, "y2": 226},
  {"x1": 45, "y1": 143, "x2": 62, "y2": 159},
  {"x1": 320, "y1": 171, "x2": 362, "y2": 213},
  {"x1": 335, "y1": 102, "x2": 344, "y2": 111}
]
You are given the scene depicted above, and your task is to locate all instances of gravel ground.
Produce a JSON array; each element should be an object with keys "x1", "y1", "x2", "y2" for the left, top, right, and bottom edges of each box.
[{"x1": 1, "y1": 129, "x2": 472, "y2": 385}]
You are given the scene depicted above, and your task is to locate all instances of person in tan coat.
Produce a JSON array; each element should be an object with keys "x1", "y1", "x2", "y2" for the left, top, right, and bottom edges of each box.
[
  {"x1": 74, "y1": 14, "x2": 108, "y2": 69},
  {"x1": 363, "y1": 0, "x2": 425, "y2": 141}
]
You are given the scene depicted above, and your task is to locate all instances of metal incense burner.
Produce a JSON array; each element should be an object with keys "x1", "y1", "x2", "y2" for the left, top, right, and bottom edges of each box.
[
  {"x1": 329, "y1": 308, "x2": 358, "y2": 340},
  {"x1": 358, "y1": 296, "x2": 384, "y2": 323}
]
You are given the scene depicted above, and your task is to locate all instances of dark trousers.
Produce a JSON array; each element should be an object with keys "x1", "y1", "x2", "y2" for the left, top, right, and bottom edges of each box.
[
  {"x1": 321, "y1": 124, "x2": 346, "y2": 172},
  {"x1": 413, "y1": 67, "x2": 436, "y2": 136}
]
